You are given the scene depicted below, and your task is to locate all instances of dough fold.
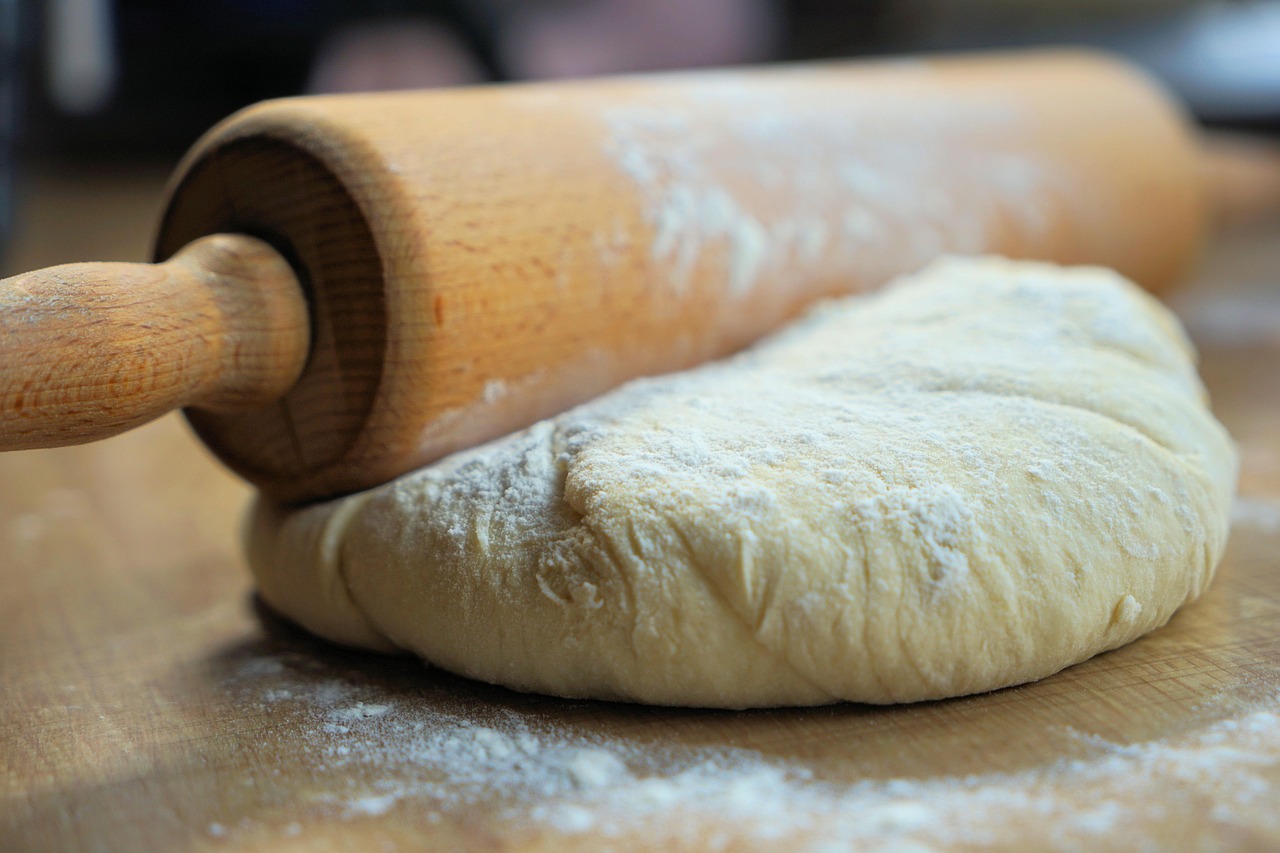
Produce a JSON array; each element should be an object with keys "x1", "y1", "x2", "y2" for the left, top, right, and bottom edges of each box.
[{"x1": 248, "y1": 257, "x2": 1236, "y2": 708}]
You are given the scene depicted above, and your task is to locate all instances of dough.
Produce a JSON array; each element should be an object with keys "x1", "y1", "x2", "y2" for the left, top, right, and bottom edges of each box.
[{"x1": 248, "y1": 258, "x2": 1236, "y2": 708}]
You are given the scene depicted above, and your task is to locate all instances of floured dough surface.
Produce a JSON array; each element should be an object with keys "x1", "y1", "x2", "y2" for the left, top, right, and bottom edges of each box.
[{"x1": 248, "y1": 258, "x2": 1236, "y2": 708}]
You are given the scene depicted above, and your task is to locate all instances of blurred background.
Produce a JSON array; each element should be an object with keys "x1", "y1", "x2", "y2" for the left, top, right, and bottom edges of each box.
[{"x1": 2, "y1": 0, "x2": 1279, "y2": 269}]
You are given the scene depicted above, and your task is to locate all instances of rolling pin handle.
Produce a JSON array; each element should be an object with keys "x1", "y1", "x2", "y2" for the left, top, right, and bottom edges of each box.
[{"x1": 0, "y1": 234, "x2": 311, "y2": 451}]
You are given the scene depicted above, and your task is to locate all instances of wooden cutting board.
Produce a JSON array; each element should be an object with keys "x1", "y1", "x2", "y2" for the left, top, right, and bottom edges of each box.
[{"x1": 3, "y1": 168, "x2": 1280, "y2": 853}]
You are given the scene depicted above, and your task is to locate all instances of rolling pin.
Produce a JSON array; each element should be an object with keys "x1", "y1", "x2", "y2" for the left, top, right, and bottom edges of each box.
[{"x1": 0, "y1": 51, "x2": 1208, "y2": 504}]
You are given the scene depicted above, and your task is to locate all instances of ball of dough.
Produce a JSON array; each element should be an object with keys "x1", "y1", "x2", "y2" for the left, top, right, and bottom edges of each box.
[{"x1": 248, "y1": 258, "x2": 1236, "y2": 708}]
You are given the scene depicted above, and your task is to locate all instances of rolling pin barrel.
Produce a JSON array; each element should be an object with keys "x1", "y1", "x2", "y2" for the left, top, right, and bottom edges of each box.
[{"x1": 4, "y1": 51, "x2": 1206, "y2": 503}]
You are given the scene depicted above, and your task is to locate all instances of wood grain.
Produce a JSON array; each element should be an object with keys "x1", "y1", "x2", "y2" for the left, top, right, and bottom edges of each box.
[
  {"x1": 2, "y1": 166, "x2": 1280, "y2": 852},
  {"x1": 0, "y1": 235, "x2": 309, "y2": 449}
]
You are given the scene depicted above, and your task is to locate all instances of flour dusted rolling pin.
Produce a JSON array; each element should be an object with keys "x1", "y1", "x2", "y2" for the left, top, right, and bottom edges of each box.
[{"x1": 0, "y1": 51, "x2": 1209, "y2": 503}]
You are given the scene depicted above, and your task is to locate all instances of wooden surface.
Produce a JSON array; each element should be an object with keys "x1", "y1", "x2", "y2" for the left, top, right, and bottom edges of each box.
[{"x1": 4, "y1": 167, "x2": 1280, "y2": 852}]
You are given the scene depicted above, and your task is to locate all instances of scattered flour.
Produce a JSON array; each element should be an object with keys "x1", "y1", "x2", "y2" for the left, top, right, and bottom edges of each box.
[
  {"x1": 585, "y1": 73, "x2": 1065, "y2": 298},
  {"x1": 481, "y1": 379, "x2": 508, "y2": 405},
  {"x1": 212, "y1": 651, "x2": 1280, "y2": 850}
]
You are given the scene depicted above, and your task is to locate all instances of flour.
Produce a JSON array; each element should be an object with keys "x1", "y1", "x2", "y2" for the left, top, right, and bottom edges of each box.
[
  {"x1": 480, "y1": 379, "x2": 508, "y2": 405},
  {"x1": 216, "y1": 650, "x2": 1280, "y2": 850},
  {"x1": 589, "y1": 73, "x2": 1063, "y2": 298}
]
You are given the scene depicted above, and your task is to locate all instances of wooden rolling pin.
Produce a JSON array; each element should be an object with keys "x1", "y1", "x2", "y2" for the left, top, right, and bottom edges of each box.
[{"x1": 1, "y1": 51, "x2": 1209, "y2": 504}]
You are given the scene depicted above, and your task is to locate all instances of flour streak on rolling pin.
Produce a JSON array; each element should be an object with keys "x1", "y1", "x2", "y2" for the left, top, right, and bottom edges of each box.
[{"x1": 0, "y1": 50, "x2": 1261, "y2": 504}]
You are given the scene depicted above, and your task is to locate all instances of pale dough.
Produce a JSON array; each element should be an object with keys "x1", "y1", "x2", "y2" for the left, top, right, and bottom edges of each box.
[{"x1": 248, "y1": 258, "x2": 1236, "y2": 708}]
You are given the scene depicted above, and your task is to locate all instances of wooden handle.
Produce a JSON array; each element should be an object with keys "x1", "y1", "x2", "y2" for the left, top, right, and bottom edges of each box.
[{"x1": 0, "y1": 234, "x2": 309, "y2": 449}]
